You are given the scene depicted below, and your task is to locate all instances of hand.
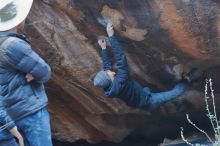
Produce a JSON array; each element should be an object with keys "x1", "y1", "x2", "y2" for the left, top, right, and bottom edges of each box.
[
  {"x1": 98, "y1": 38, "x2": 107, "y2": 49},
  {"x1": 10, "y1": 126, "x2": 24, "y2": 146},
  {"x1": 106, "y1": 22, "x2": 114, "y2": 37},
  {"x1": 25, "y1": 73, "x2": 34, "y2": 82}
]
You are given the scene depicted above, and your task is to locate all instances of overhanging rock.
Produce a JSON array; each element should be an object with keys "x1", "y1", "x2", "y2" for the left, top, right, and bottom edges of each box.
[{"x1": 26, "y1": 0, "x2": 220, "y2": 143}]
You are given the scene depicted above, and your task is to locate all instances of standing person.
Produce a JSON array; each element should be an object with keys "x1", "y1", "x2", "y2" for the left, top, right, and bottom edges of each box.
[
  {"x1": 93, "y1": 22, "x2": 198, "y2": 111},
  {"x1": 0, "y1": 0, "x2": 52, "y2": 146}
]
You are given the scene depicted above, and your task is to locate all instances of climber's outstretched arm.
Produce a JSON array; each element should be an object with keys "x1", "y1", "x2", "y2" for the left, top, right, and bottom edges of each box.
[
  {"x1": 98, "y1": 38, "x2": 112, "y2": 71},
  {"x1": 107, "y1": 23, "x2": 129, "y2": 82}
]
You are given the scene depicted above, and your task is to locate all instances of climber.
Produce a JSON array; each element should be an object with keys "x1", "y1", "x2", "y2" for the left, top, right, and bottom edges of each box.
[
  {"x1": 0, "y1": 0, "x2": 52, "y2": 146},
  {"x1": 93, "y1": 22, "x2": 198, "y2": 111}
]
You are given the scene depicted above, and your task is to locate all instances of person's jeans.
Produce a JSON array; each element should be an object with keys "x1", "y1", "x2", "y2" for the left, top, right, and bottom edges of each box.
[
  {"x1": 0, "y1": 107, "x2": 52, "y2": 146},
  {"x1": 143, "y1": 82, "x2": 187, "y2": 111}
]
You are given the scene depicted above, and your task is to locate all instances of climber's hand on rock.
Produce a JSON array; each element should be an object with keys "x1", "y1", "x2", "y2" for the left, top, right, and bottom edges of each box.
[
  {"x1": 98, "y1": 38, "x2": 107, "y2": 49},
  {"x1": 106, "y1": 22, "x2": 114, "y2": 37}
]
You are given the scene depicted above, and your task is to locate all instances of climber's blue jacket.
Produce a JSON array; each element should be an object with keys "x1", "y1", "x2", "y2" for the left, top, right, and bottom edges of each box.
[
  {"x1": 0, "y1": 35, "x2": 51, "y2": 131},
  {"x1": 102, "y1": 36, "x2": 150, "y2": 108}
]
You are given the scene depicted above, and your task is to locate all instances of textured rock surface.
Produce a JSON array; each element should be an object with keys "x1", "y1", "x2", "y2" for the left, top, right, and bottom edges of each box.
[{"x1": 25, "y1": 0, "x2": 220, "y2": 143}]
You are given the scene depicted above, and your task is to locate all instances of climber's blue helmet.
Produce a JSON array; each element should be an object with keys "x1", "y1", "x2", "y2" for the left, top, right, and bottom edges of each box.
[{"x1": 93, "y1": 70, "x2": 112, "y2": 88}]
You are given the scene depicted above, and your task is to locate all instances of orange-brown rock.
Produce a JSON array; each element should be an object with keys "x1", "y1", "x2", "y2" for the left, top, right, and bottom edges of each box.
[{"x1": 25, "y1": 0, "x2": 220, "y2": 143}]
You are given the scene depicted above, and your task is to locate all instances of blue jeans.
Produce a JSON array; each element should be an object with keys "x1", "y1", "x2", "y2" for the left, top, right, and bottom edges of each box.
[
  {"x1": 143, "y1": 82, "x2": 187, "y2": 111},
  {"x1": 0, "y1": 108, "x2": 52, "y2": 146}
]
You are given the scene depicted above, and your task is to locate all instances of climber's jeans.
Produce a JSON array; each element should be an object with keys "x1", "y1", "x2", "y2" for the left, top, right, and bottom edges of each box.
[
  {"x1": 142, "y1": 81, "x2": 188, "y2": 111},
  {"x1": 0, "y1": 107, "x2": 52, "y2": 146}
]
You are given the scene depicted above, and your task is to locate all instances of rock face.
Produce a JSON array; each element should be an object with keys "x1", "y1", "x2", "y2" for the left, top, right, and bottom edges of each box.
[{"x1": 25, "y1": 0, "x2": 220, "y2": 143}]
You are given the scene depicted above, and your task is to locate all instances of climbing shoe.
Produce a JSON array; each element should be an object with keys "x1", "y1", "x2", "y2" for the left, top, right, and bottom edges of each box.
[{"x1": 182, "y1": 68, "x2": 202, "y2": 83}]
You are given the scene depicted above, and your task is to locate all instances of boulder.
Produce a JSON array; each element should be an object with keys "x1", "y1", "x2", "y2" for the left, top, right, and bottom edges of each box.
[{"x1": 25, "y1": 0, "x2": 220, "y2": 143}]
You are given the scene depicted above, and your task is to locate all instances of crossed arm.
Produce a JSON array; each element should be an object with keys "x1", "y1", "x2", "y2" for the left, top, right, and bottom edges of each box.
[{"x1": 6, "y1": 38, "x2": 51, "y2": 83}]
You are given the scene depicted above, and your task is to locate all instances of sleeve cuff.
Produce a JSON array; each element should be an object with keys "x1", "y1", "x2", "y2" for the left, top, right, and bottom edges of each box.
[
  {"x1": 109, "y1": 36, "x2": 115, "y2": 40},
  {"x1": 101, "y1": 49, "x2": 107, "y2": 53},
  {"x1": 6, "y1": 121, "x2": 16, "y2": 131}
]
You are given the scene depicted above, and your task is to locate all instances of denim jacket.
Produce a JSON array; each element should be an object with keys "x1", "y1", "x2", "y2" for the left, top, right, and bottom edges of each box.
[{"x1": 0, "y1": 35, "x2": 51, "y2": 131}]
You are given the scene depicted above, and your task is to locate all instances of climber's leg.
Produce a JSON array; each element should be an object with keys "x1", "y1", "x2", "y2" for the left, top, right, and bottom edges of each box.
[{"x1": 146, "y1": 81, "x2": 188, "y2": 111}]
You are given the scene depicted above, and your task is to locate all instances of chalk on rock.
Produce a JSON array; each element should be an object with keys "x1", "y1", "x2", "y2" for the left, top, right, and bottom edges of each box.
[{"x1": 97, "y1": 17, "x2": 112, "y2": 27}]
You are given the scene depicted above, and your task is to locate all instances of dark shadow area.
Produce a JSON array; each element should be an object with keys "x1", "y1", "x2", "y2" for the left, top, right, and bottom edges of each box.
[
  {"x1": 53, "y1": 116, "x2": 214, "y2": 146},
  {"x1": 53, "y1": 135, "x2": 157, "y2": 146}
]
